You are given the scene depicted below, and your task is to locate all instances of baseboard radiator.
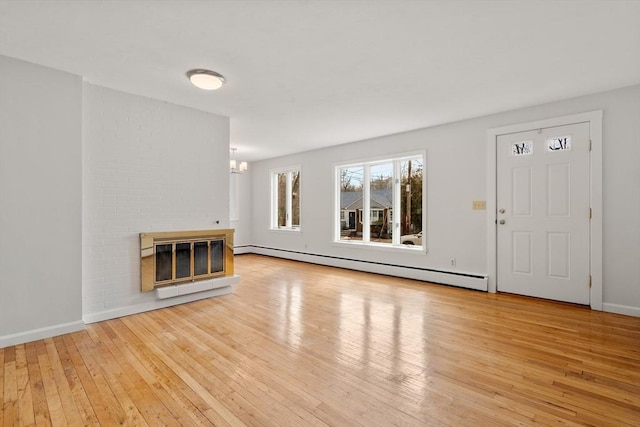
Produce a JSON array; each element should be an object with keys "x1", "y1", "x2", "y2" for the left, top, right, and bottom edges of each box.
[{"x1": 234, "y1": 245, "x2": 488, "y2": 291}]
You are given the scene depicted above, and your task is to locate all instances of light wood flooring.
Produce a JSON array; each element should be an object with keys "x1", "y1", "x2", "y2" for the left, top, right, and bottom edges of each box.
[{"x1": 2, "y1": 254, "x2": 639, "y2": 426}]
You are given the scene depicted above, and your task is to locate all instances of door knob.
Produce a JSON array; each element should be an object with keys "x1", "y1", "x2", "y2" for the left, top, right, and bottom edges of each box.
[
  {"x1": 499, "y1": 208, "x2": 506, "y2": 214},
  {"x1": 499, "y1": 219, "x2": 506, "y2": 225}
]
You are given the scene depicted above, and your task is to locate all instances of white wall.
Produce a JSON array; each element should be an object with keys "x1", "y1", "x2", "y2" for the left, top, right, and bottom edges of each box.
[
  {"x1": 0, "y1": 53, "x2": 636, "y2": 350},
  {"x1": 250, "y1": 85, "x2": 640, "y2": 315},
  {"x1": 0, "y1": 56, "x2": 84, "y2": 346},
  {"x1": 82, "y1": 84, "x2": 230, "y2": 322}
]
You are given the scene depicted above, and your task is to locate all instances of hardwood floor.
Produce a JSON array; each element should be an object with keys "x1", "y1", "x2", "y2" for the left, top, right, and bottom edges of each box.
[{"x1": 2, "y1": 254, "x2": 639, "y2": 426}]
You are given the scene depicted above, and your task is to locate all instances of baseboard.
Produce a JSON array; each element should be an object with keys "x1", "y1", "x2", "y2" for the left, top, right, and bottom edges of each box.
[
  {"x1": 0, "y1": 320, "x2": 85, "y2": 348},
  {"x1": 234, "y1": 245, "x2": 253, "y2": 255},
  {"x1": 602, "y1": 303, "x2": 640, "y2": 317},
  {"x1": 83, "y1": 276, "x2": 239, "y2": 324},
  {"x1": 241, "y1": 245, "x2": 488, "y2": 291}
]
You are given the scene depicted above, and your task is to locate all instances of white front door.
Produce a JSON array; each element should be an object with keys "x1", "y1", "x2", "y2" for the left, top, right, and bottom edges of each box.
[{"x1": 497, "y1": 122, "x2": 591, "y2": 304}]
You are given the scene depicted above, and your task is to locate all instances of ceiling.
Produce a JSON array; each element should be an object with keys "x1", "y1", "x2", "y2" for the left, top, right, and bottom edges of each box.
[{"x1": 1, "y1": 1, "x2": 638, "y2": 161}]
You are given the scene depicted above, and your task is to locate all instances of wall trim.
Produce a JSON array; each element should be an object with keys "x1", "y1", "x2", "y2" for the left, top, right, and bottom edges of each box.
[
  {"x1": 602, "y1": 303, "x2": 640, "y2": 318},
  {"x1": 239, "y1": 245, "x2": 488, "y2": 291},
  {"x1": 233, "y1": 245, "x2": 253, "y2": 255},
  {"x1": 83, "y1": 279, "x2": 237, "y2": 324},
  {"x1": 486, "y1": 110, "x2": 603, "y2": 310},
  {"x1": 0, "y1": 320, "x2": 85, "y2": 349}
]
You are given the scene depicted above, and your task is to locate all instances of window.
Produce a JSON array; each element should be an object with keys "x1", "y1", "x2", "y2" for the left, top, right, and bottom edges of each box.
[
  {"x1": 272, "y1": 167, "x2": 300, "y2": 230},
  {"x1": 337, "y1": 154, "x2": 424, "y2": 249}
]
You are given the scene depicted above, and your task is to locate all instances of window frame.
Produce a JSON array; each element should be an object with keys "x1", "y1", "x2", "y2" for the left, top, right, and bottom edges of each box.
[
  {"x1": 270, "y1": 165, "x2": 301, "y2": 231},
  {"x1": 334, "y1": 151, "x2": 426, "y2": 252}
]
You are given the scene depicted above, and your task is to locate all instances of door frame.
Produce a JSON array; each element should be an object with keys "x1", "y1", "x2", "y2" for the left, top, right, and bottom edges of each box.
[{"x1": 486, "y1": 111, "x2": 603, "y2": 310}]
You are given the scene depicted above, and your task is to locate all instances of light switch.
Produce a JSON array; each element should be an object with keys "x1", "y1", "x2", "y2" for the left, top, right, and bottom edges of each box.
[{"x1": 473, "y1": 200, "x2": 486, "y2": 210}]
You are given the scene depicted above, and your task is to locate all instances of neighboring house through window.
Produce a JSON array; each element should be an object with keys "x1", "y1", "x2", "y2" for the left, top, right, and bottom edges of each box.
[
  {"x1": 337, "y1": 153, "x2": 424, "y2": 248},
  {"x1": 271, "y1": 166, "x2": 301, "y2": 230}
]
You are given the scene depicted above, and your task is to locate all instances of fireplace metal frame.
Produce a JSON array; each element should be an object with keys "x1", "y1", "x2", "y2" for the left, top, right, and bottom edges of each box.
[{"x1": 140, "y1": 229, "x2": 234, "y2": 292}]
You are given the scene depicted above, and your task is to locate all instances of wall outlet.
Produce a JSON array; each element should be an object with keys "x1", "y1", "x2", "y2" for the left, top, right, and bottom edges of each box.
[
  {"x1": 472, "y1": 200, "x2": 486, "y2": 210},
  {"x1": 450, "y1": 258, "x2": 456, "y2": 267}
]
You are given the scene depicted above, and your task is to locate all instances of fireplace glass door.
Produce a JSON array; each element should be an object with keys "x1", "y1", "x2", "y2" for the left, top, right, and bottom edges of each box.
[
  {"x1": 175, "y1": 242, "x2": 192, "y2": 279},
  {"x1": 193, "y1": 242, "x2": 209, "y2": 276},
  {"x1": 154, "y1": 238, "x2": 226, "y2": 286},
  {"x1": 155, "y1": 244, "x2": 173, "y2": 282}
]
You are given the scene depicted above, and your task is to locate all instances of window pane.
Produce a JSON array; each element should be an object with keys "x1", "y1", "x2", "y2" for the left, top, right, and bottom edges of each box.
[
  {"x1": 277, "y1": 172, "x2": 286, "y2": 227},
  {"x1": 339, "y1": 166, "x2": 363, "y2": 241},
  {"x1": 272, "y1": 168, "x2": 302, "y2": 230},
  {"x1": 291, "y1": 171, "x2": 300, "y2": 227},
  {"x1": 400, "y1": 158, "x2": 423, "y2": 246},
  {"x1": 369, "y1": 163, "x2": 393, "y2": 245}
]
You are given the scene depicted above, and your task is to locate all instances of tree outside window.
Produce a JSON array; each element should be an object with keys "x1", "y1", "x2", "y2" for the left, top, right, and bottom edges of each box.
[
  {"x1": 337, "y1": 154, "x2": 424, "y2": 248},
  {"x1": 272, "y1": 167, "x2": 300, "y2": 230}
]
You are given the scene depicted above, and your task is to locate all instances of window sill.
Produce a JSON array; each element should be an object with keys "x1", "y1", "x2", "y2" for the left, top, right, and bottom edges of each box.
[
  {"x1": 332, "y1": 239, "x2": 427, "y2": 254},
  {"x1": 269, "y1": 227, "x2": 302, "y2": 233}
]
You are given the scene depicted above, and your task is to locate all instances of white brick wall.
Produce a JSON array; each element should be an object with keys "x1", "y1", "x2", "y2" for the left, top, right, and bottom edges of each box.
[{"x1": 82, "y1": 84, "x2": 230, "y2": 319}]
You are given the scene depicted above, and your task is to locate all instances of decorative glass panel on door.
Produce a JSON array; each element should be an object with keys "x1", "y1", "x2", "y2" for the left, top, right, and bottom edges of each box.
[
  {"x1": 547, "y1": 136, "x2": 571, "y2": 151},
  {"x1": 512, "y1": 140, "x2": 533, "y2": 156}
]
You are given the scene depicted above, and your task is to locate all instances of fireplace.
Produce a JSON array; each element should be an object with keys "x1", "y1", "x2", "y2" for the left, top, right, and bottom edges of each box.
[{"x1": 140, "y1": 229, "x2": 234, "y2": 292}]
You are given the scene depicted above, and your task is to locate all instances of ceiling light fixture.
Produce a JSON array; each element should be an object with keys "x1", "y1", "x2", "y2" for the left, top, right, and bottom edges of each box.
[
  {"x1": 186, "y1": 69, "x2": 226, "y2": 90},
  {"x1": 230, "y1": 148, "x2": 247, "y2": 174}
]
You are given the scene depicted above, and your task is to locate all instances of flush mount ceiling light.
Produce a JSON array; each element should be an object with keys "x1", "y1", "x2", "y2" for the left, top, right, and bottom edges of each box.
[{"x1": 186, "y1": 69, "x2": 225, "y2": 90}]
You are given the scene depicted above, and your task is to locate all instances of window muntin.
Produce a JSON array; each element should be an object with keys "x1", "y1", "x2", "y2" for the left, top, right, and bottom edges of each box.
[
  {"x1": 337, "y1": 154, "x2": 424, "y2": 249},
  {"x1": 272, "y1": 167, "x2": 301, "y2": 230}
]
